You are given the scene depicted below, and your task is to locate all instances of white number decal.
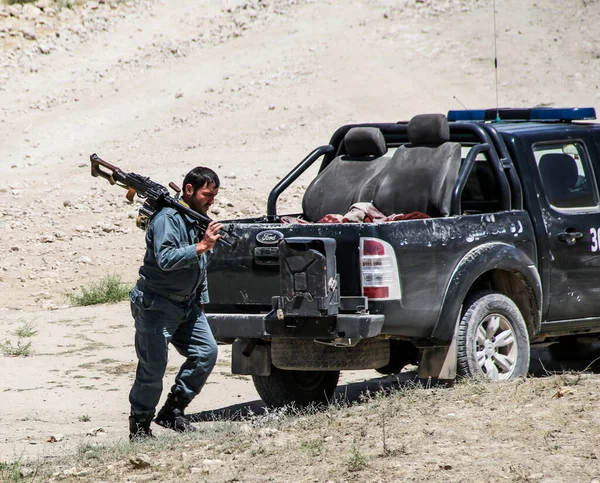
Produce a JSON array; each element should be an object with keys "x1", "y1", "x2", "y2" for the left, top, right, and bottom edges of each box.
[{"x1": 591, "y1": 227, "x2": 599, "y2": 252}]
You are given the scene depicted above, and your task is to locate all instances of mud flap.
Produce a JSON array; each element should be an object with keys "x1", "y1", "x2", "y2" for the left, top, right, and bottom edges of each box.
[
  {"x1": 231, "y1": 338, "x2": 271, "y2": 376},
  {"x1": 418, "y1": 318, "x2": 458, "y2": 384}
]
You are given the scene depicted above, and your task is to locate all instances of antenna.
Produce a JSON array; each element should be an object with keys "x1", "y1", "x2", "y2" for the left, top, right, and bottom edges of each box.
[
  {"x1": 453, "y1": 95, "x2": 468, "y2": 109},
  {"x1": 493, "y1": 0, "x2": 500, "y2": 121}
]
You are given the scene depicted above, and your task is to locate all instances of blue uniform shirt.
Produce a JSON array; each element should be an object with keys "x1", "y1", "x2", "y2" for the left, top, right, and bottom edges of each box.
[{"x1": 138, "y1": 206, "x2": 209, "y2": 304}]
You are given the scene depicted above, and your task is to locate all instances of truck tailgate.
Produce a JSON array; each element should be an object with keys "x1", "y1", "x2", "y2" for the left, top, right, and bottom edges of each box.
[{"x1": 206, "y1": 222, "x2": 363, "y2": 310}]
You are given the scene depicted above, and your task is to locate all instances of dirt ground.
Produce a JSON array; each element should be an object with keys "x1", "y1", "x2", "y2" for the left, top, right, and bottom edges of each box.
[{"x1": 2, "y1": 0, "x2": 600, "y2": 478}]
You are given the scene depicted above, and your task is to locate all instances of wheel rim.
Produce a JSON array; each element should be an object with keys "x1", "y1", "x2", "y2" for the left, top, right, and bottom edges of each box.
[{"x1": 475, "y1": 313, "x2": 518, "y2": 381}]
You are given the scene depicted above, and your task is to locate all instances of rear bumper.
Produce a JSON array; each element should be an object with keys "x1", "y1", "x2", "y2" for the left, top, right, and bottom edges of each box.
[{"x1": 208, "y1": 313, "x2": 385, "y2": 342}]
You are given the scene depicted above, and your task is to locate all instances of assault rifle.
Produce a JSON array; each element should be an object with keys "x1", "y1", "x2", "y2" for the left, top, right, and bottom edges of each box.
[{"x1": 90, "y1": 153, "x2": 238, "y2": 248}]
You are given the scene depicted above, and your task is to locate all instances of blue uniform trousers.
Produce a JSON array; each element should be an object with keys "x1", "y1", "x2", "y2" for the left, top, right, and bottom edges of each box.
[{"x1": 128, "y1": 285, "x2": 218, "y2": 416}]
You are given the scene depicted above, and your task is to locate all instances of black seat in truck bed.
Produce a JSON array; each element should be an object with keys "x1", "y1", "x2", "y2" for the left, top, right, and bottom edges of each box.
[
  {"x1": 302, "y1": 114, "x2": 461, "y2": 221},
  {"x1": 302, "y1": 126, "x2": 392, "y2": 221},
  {"x1": 373, "y1": 113, "x2": 461, "y2": 217}
]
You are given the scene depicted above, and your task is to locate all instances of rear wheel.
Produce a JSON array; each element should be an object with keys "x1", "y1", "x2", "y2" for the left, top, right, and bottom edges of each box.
[
  {"x1": 457, "y1": 291, "x2": 530, "y2": 381},
  {"x1": 252, "y1": 366, "x2": 340, "y2": 408}
]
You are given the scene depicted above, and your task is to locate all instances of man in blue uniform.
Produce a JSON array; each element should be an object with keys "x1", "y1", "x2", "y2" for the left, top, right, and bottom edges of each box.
[{"x1": 128, "y1": 166, "x2": 223, "y2": 440}]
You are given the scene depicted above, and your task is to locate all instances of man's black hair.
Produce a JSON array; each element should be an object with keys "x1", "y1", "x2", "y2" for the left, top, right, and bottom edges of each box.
[{"x1": 183, "y1": 167, "x2": 220, "y2": 192}]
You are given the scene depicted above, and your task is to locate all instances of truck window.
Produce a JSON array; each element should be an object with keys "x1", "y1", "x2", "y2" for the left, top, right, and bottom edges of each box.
[
  {"x1": 533, "y1": 142, "x2": 598, "y2": 210},
  {"x1": 460, "y1": 145, "x2": 501, "y2": 214}
]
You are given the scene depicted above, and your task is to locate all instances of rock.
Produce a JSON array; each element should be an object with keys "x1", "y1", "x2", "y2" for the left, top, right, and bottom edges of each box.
[
  {"x1": 35, "y1": 0, "x2": 51, "y2": 9},
  {"x1": 86, "y1": 427, "x2": 106, "y2": 436},
  {"x1": 38, "y1": 44, "x2": 51, "y2": 55},
  {"x1": 19, "y1": 467, "x2": 34, "y2": 478},
  {"x1": 22, "y1": 4, "x2": 41, "y2": 19},
  {"x1": 21, "y1": 27, "x2": 37, "y2": 40},
  {"x1": 8, "y1": 5, "x2": 22, "y2": 18},
  {"x1": 258, "y1": 428, "x2": 279, "y2": 437},
  {"x1": 62, "y1": 467, "x2": 89, "y2": 476},
  {"x1": 129, "y1": 454, "x2": 152, "y2": 469},
  {"x1": 200, "y1": 459, "x2": 223, "y2": 473}
]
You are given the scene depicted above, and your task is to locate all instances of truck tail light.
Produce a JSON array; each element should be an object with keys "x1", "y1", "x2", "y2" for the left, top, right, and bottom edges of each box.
[{"x1": 359, "y1": 237, "x2": 401, "y2": 301}]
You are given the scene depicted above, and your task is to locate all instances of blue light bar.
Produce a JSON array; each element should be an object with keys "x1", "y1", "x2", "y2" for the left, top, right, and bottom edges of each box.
[
  {"x1": 447, "y1": 110, "x2": 488, "y2": 121},
  {"x1": 530, "y1": 107, "x2": 596, "y2": 121},
  {"x1": 447, "y1": 107, "x2": 597, "y2": 122}
]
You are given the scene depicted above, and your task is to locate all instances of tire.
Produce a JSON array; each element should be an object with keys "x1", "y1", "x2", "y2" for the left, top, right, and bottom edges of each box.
[
  {"x1": 252, "y1": 366, "x2": 340, "y2": 408},
  {"x1": 375, "y1": 340, "x2": 419, "y2": 375},
  {"x1": 457, "y1": 291, "x2": 530, "y2": 381}
]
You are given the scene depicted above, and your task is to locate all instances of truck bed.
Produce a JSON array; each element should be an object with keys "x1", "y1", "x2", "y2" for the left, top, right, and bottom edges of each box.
[{"x1": 206, "y1": 210, "x2": 536, "y2": 340}]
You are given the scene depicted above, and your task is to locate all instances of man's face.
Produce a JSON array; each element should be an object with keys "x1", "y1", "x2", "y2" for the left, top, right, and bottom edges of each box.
[{"x1": 184, "y1": 182, "x2": 219, "y2": 215}]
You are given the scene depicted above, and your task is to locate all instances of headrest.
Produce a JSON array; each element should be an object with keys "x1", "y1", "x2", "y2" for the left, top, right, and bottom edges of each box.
[
  {"x1": 539, "y1": 153, "x2": 579, "y2": 189},
  {"x1": 344, "y1": 127, "x2": 387, "y2": 157},
  {"x1": 407, "y1": 113, "x2": 450, "y2": 145}
]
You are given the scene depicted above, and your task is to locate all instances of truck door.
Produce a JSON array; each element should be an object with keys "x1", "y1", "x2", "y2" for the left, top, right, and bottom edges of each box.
[{"x1": 533, "y1": 138, "x2": 600, "y2": 321}]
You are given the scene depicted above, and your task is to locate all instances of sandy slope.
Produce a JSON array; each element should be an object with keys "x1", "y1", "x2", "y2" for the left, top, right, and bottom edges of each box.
[{"x1": 1, "y1": 0, "x2": 600, "y2": 462}]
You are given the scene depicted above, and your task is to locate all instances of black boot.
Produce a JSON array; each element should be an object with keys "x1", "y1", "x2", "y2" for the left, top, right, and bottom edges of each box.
[
  {"x1": 155, "y1": 392, "x2": 196, "y2": 432},
  {"x1": 129, "y1": 413, "x2": 155, "y2": 441}
]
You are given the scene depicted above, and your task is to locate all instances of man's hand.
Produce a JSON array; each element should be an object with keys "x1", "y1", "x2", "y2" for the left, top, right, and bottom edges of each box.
[{"x1": 196, "y1": 221, "x2": 223, "y2": 255}]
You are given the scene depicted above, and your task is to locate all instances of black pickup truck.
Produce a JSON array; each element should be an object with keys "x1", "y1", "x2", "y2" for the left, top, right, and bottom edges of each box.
[{"x1": 206, "y1": 107, "x2": 600, "y2": 407}]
